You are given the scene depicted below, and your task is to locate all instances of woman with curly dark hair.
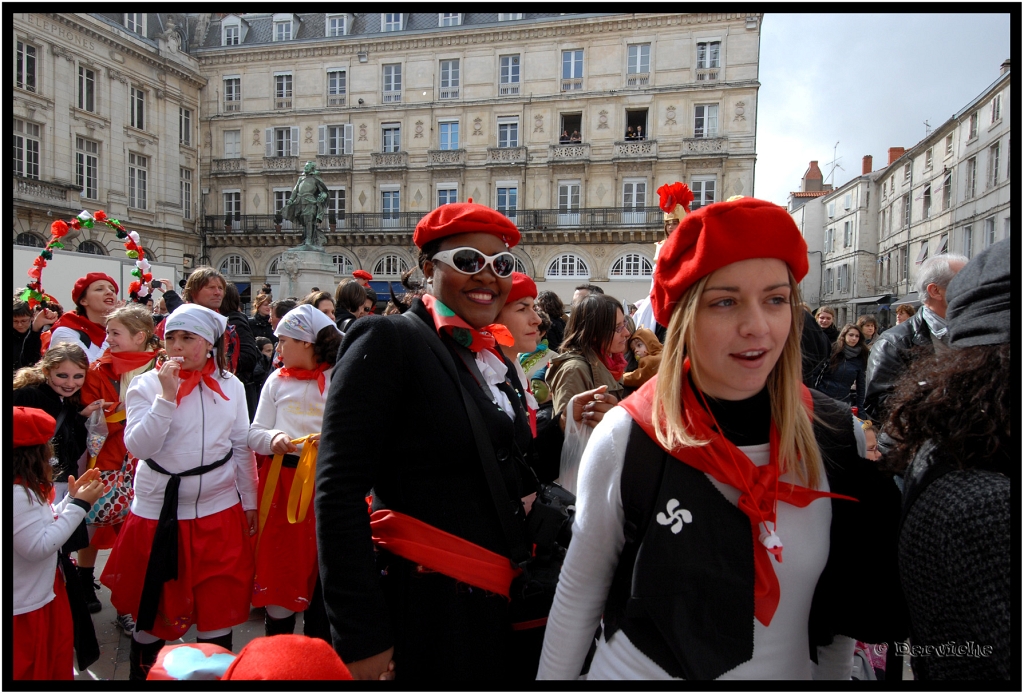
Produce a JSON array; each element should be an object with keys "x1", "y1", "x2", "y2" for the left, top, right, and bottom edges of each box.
[
  {"x1": 536, "y1": 291, "x2": 566, "y2": 352},
  {"x1": 884, "y1": 237, "x2": 1010, "y2": 681}
]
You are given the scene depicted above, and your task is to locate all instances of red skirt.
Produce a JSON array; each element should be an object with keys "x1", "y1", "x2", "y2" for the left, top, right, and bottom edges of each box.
[
  {"x1": 13, "y1": 570, "x2": 74, "y2": 680},
  {"x1": 100, "y1": 504, "x2": 255, "y2": 641},
  {"x1": 251, "y1": 455, "x2": 319, "y2": 611},
  {"x1": 89, "y1": 523, "x2": 121, "y2": 550}
]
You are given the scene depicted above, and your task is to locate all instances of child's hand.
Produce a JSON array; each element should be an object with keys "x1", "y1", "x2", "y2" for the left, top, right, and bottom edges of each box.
[
  {"x1": 270, "y1": 432, "x2": 298, "y2": 455},
  {"x1": 67, "y1": 469, "x2": 101, "y2": 497},
  {"x1": 69, "y1": 474, "x2": 105, "y2": 505},
  {"x1": 79, "y1": 399, "x2": 106, "y2": 417},
  {"x1": 245, "y1": 510, "x2": 257, "y2": 536},
  {"x1": 157, "y1": 359, "x2": 181, "y2": 401}
]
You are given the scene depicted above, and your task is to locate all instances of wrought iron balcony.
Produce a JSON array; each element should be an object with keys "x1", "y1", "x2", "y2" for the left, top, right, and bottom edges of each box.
[
  {"x1": 613, "y1": 139, "x2": 657, "y2": 158},
  {"x1": 487, "y1": 146, "x2": 527, "y2": 165},
  {"x1": 370, "y1": 152, "x2": 408, "y2": 169},
  {"x1": 681, "y1": 137, "x2": 727, "y2": 155},
  {"x1": 427, "y1": 149, "x2": 466, "y2": 167},
  {"x1": 549, "y1": 143, "x2": 590, "y2": 162},
  {"x1": 212, "y1": 158, "x2": 246, "y2": 174}
]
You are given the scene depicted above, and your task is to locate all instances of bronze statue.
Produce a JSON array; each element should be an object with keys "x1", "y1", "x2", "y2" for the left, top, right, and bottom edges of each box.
[{"x1": 284, "y1": 161, "x2": 329, "y2": 249}]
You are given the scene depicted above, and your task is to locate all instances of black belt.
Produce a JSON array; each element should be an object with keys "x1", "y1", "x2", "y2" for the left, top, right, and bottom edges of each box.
[
  {"x1": 136, "y1": 451, "x2": 234, "y2": 632},
  {"x1": 281, "y1": 453, "x2": 300, "y2": 469}
]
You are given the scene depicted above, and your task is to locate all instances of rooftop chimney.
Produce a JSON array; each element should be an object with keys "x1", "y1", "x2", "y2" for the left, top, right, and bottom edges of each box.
[
  {"x1": 802, "y1": 160, "x2": 824, "y2": 192},
  {"x1": 862, "y1": 155, "x2": 873, "y2": 175},
  {"x1": 887, "y1": 147, "x2": 905, "y2": 165},
  {"x1": 1001, "y1": 59, "x2": 1011, "y2": 75}
]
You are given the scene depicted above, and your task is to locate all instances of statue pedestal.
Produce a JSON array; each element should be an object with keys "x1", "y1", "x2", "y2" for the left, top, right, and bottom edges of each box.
[{"x1": 278, "y1": 248, "x2": 337, "y2": 300}]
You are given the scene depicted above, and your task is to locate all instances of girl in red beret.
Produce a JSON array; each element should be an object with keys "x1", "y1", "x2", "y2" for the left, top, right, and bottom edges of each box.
[
  {"x1": 13, "y1": 406, "x2": 104, "y2": 680},
  {"x1": 46, "y1": 273, "x2": 121, "y2": 363},
  {"x1": 316, "y1": 201, "x2": 549, "y2": 681},
  {"x1": 537, "y1": 197, "x2": 907, "y2": 680}
]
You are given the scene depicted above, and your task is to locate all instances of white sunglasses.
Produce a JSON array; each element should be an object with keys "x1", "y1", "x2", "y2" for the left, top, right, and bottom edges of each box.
[{"x1": 430, "y1": 247, "x2": 517, "y2": 278}]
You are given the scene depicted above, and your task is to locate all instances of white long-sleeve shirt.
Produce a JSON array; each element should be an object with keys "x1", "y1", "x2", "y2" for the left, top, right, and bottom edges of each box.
[
  {"x1": 48, "y1": 325, "x2": 107, "y2": 363},
  {"x1": 124, "y1": 367, "x2": 258, "y2": 520},
  {"x1": 247, "y1": 367, "x2": 334, "y2": 456},
  {"x1": 537, "y1": 407, "x2": 849, "y2": 680},
  {"x1": 13, "y1": 486, "x2": 88, "y2": 615}
]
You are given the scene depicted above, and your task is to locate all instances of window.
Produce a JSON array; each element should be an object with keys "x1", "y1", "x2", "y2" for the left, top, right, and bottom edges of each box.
[
  {"x1": 382, "y1": 13, "x2": 402, "y2": 32},
  {"x1": 968, "y1": 111, "x2": 978, "y2": 140},
  {"x1": 381, "y1": 189, "x2": 400, "y2": 225},
  {"x1": 497, "y1": 118, "x2": 519, "y2": 148},
  {"x1": 513, "y1": 257, "x2": 528, "y2": 274},
  {"x1": 915, "y1": 241, "x2": 929, "y2": 265},
  {"x1": 268, "y1": 255, "x2": 282, "y2": 275},
  {"x1": 945, "y1": 133, "x2": 954, "y2": 157},
  {"x1": 124, "y1": 13, "x2": 145, "y2": 34},
  {"x1": 224, "y1": 191, "x2": 241, "y2": 220},
  {"x1": 924, "y1": 148, "x2": 932, "y2": 169},
  {"x1": 561, "y1": 50, "x2": 583, "y2": 91},
  {"x1": 130, "y1": 87, "x2": 145, "y2": 129},
  {"x1": 827, "y1": 202, "x2": 836, "y2": 218},
  {"x1": 991, "y1": 93, "x2": 1002, "y2": 123},
  {"x1": 76, "y1": 137, "x2": 99, "y2": 199},
  {"x1": 823, "y1": 267, "x2": 834, "y2": 294},
  {"x1": 326, "y1": 14, "x2": 347, "y2": 37},
  {"x1": 1005, "y1": 217, "x2": 1011, "y2": 240},
  {"x1": 694, "y1": 104, "x2": 718, "y2": 138},
  {"x1": 938, "y1": 233, "x2": 948, "y2": 254},
  {"x1": 942, "y1": 172, "x2": 952, "y2": 210},
  {"x1": 274, "y1": 20, "x2": 292, "y2": 41},
  {"x1": 691, "y1": 178, "x2": 716, "y2": 210},
  {"x1": 266, "y1": 126, "x2": 299, "y2": 158},
  {"x1": 224, "y1": 130, "x2": 241, "y2": 158},
  {"x1": 275, "y1": 74, "x2": 293, "y2": 109},
  {"x1": 224, "y1": 77, "x2": 241, "y2": 111},
  {"x1": 902, "y1": 194, "x2": 911, "y2": 228},
  {"x1": 180, "y1": 168, "x2": 192, "y2": 219},
  {"x1": 546, "y1": 253, "x2": 589, "y2": 279},
  {"x1": 439, "y1": 120, "x2": 459, "y2": 150},
  {"x1": 499, "y1": 55, "x2": 520, "y2": 96},
  {"x1": 628, "y1": 44, "x2": 651, "y2": 76},
  {"x1": 824, "y1": 228, "x2": 834, "y2": 254},
  {"x1": 696, "y1": 40, "x2": 721, "y2": 79},
  {"x1": 988, "y1": 142, "x2": 1000, "y2": 187},
  {"x1": 382, "y1": 124, "x2": 401, "y2": 153},
  {"x1": 223, "y1": 23, "x2": 240, "y2": 45},
  {"x1": 78, "y1": 241, "x2": 106, "y2": 256},
  {"x1": 319, "y1": 124, "x2": 353, "y2": 155},
  {"x1": 903, "y1": 162, "x2": 911, "y2": 182},
  {"x1": 16, "y1": 41, "x2": 36, "y2": 92},
  {"x1": 78, "y1": 66, "x2": 95, "y2": 111},
  {"x1": 922, "y1": 184, "x2": 931, "y2": 219},
  {"x1": 498, "y1": 13, "x2": 523, "y2": 21},
  {"x1": 558, "y1": 182, "x2": 581, "y2": 226},
  {"x1": 610, "y1": 253, "x2": 653, "y2": 278},
  {"x1": 383, "y1": 64, "x2": 402, "y2": 103},
  {"x1": 327, "y1": 189, "x2": 346, "y2": 221},
  {"x1": 327, "y1": 70, "x2": 346, "y2": 106},
  {"x1": 179, "y1": 107, "x2": 192, "y2": 145},
  {"x1": 219, "y1": 254, "x2": 252, "y2": 276},
  {"x1": 128, "y1": 153, "x2": 147, "y2": 209},
  {"x1": 622, "y1": 179, "x2": 648, "y2": 224},
  {"x1": 440, "y1": 60, "x2": 460, "y2": 99},
  {"x1": 838, "y1": 264, "x2": 849, "y2": 293},
  {"x1": 984, "y1": 217, "x2": 996, "y2": 248},
  {"x1": 374, "y1": 253, "x2": 408, "y2": 277},
  {"x1": 16, "y1": 233, "x2": 45, "y2": 248},
  {"x1": 496, "y1": 185, "x2": 518, "y2": 219},
  {"x1": 843, "y1": 193, "x2": 852, "y2": 210},
  {"x1": 439, "y1": 13, "x2": 461, "y2": 27},
  {"x1": 437, "y1": 185, "x2": 458, "y2": 206},
  {"x1": 13, "y1": 119, "x2": 40, "y2": 179},
  {"x1": 333, "y1": 254, "x2": 354, "y2": 275},
  {"x1": 843, "y1": 220, "x2": 852, "y2": 247},
  {"x1": 965, "y1": 157, "x2": 977, "y2": 199},
  {"x1": 274, "y1": 190, "x2": 291, "y2": 220},
  {"x1": 962, "y1": 225, "x2": 973, "y2": 259}
]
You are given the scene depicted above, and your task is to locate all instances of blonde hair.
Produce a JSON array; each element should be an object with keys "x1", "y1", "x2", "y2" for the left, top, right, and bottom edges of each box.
[
  {"x1": 652, "y1": 271, "x2": 823, "y2": 489},
  {"x1": 13, "y1": 343, "x2": 90, "y2": 396},
  {"x1": 105, "y1": 304, "x2": 161, "y2": 393}
]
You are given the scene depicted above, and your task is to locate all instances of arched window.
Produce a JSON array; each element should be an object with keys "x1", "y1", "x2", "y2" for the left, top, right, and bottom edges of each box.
[
  {"x1": 545, "y1": 253, "x2": 589, "y2": 279},
  {"x1": 513, "y1": 255, "x2": 528, "y2": 275},
  {"x1": 373, "y1": 253, "x2": 408, "y2": 278},
  {"x1": 15, "y1": 232, "x2": 45, "y2": 248},
  {"x1": 333, "y1": 253, "x2": 354, "y2": 275},
  {"x1": 610, "y1": 253, "x2": 653, "y2": 279},
  {"x1": 141, "y1": 247, "x2": 157, "y2": 262},
  {"x1": 267, "y1": 254, "x2": 282, "y2": 275},
  {"x1": 77, "y1": 240, "x2": 107, "y2": 255},
  {"x1": 219, "y1": 254, "x2": 252, "y2": 276}
]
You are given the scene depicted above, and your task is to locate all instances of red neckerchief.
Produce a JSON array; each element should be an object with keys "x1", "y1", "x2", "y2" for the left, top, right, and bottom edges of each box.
[
  {"x1": 51, "y1": 312, "x2": 107, "y2": 349},
  {"x1": 618, "y1": 360, "x2": 855, "y2": 627},
  {"x1": 420, "y1": 294, "x2": 514, "y2": 355},
  {"x1": 176, "y1": 357, "x2": 230, "y2": 406},
  {"x1": 600, "y1": 352, "x2": 628, "y2": 382},
  {"x1": 98, "y1": 348, "x2": 160, "y2": 376},
  {"x1": 278, "y1": 362, "x2": 330, "y2": 395}
]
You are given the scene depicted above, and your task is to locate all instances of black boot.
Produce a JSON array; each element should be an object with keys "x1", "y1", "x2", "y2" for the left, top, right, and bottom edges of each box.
[
  {"x1": 265, "y1": 612, "x2": 297, "y2": 637},
  {"x1": 76, "y1": 566, "x2": 102, "y2": 614},
  {"x1": 196, "y1": 631, "x2": 233, "y2": 652},
  {"x1": 128, "y1": 637, "x2": 165, "y2": 681},
  {"x1": 301, "y1": 576, "x2": 331, "y2": 643}
]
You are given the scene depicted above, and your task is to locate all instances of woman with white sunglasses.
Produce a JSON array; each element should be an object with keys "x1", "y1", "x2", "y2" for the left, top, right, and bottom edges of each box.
[{"x1": 317, "y1": 201, "x2": 544, "y2": 682}]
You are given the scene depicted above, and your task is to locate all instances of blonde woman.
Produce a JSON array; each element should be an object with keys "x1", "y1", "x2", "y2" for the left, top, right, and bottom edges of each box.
[{"x1": 537, "y1": 198, "x2": 907, "y2": 680}]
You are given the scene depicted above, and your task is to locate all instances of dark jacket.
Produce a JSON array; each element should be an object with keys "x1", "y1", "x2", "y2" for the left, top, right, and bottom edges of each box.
[
  {"x1": 13, "y1": 327, "x2": 43, "y2": 374},
  {"x1": 13, "y1": 383, "x2": 88, "y2": 484},
  {"x1": 248, "y1": 312, "x2": 277, "y2": 346},
  {"x1": 545, "y1": 316, "x2": 566, "y2": 354},
  {"x1": 816, "y1": 352, "x2": 867, "y2": 411},
  {"x1": 821, "y1": 323, "x2": 839, "y2": 345},
  {"x1": 335, "y1": 309, "x2": 357, "y2": 334},
  {"x1": 224, "y1": 310, "x2": 259, "y2": 383},
  {"x1": 315, "y1": 299, "x2": 535, "y2": 680},
  {"x1": 863, "y1": 310, "x2": 935, "y2": 425},
  {"x1": 800, "y1": 310, "x2": 831, "y2": 388}
]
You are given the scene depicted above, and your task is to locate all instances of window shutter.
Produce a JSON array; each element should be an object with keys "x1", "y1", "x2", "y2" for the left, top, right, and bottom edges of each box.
[
  {"x1": 265, "y1": 128, "x2": 273, "y2": 158},
  {"x1": 343, "y1": 124, "x2": 353, "y2": 155},
  {"x1": 709, "y1": 106, "x2": 718, "y2": 137},
  {"x1": 291, "y1": 127, "x2": 300, "y2": 157},
  {"x1": 318, "y1": 125, "x2": 326, "y2": 155}
]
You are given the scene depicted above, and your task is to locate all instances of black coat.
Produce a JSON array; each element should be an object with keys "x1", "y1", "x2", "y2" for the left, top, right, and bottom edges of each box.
[
  {"x1": 248, "y1": 312, "x2": 277, "y2": 346},
  {"x1": 224, "y1": 309, "x2": 259, "y2": 383},
  {"x1": 863, "y1": 310, "x2": 935, "y2": 424},
  {"x1": 817, "y1": 353, "x2": 867, "y2": 411},
  {"x1": 800, "y1": 310, "x2": 831, "y2": 388},
  {"x1": 13, "y1": 326, "x2": 43, "y2": 374},
  {"x1": 316, "y1": 299, "x2": 535, "y2": 680},
  {"x1": 13, "y1": 383, "x2": 87, "y2": 484},
  {"x1": 545, "y1": 316, "x2": 566, "y2": 354}
]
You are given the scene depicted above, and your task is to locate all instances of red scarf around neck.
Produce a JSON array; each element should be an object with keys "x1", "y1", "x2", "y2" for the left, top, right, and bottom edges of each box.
[
  {"x1": 175, "y1": 357, "x2": 229, "y2": 406},
  {"x1": 51, "y1": 312, "x2": 107, "y2": 350},
  {"x1": 420, "y1": 294, "x2": 514, "y2": 355},
  {"x1": 98, "y1": 348, "x2": 160, "y2": 376},
  {"x1": 278, "y1": 362, "x2": 330, "y2": 395},
  {"x1": 618, "y1": 360, "x2": 855, "y2": 627},
  {"x1": 600, "y1": 351, "x2": 628, "y2": 382}
]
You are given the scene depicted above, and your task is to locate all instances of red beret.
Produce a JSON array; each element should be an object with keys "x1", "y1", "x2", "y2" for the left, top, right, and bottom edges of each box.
[
  {"x1": 651, "y1": 197, "x2": 808, "y2": 326},
  {"x1": 223, "y1": 635, "x2": 352, "y2": 680},
  {"x1": 413, "y1": 200, "x2": 520, "y2": 249},
  {"x1": 14, "y1": 407, "x2": 56, "y2": 448},
  {"x1": 505, "y1": 272, "x2": 537, "y2": 305},
  {"x1": 352, "y1": 269, "x2": 373, "y2": 281},
  {"x1": 72, "y1": 272, "x2": 119, "y2": 306}
]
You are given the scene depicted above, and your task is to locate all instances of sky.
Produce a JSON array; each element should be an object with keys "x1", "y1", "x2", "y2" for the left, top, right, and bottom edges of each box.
[{"x1": 755, "y1": 12, "x2": 1011, "y2": 206}]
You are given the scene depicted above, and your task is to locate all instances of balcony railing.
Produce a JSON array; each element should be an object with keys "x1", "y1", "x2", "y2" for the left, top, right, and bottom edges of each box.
[
  {"x1": 316, "y1": 154, "x2": 353, "y2": 170},
  {"x1": 202, "y1": 206, "x2": 665, "y2": 234},
  {"x1": 382, "y1": 90, "x2": 402, "y2": 104},
  {"x1": 549, "y1": 143, "x2": 590, "y2": 162},
  {"x1": 428, "y1": 149, "x2": 466, "y2": 166},
  {"x1": 613, "y1": 139, "x2": 657, "y2": 158},
  {"x1": 327, "y1": 93, "x2": 346, "y2": 107},
  {"x1": 263, "y1": 156, "x2": 298, "y2": 171},
  {"x1": 487, "y1": 146, "x2": 527, "y2": 164},
  {"x1": 370, "y1": 152, "x2": 408, "y2": 169},
  {"x1": 561, "y1": 77, "x2": 583, "y2": 91},
  {"x1": 275, "y1": 97, "x2": 292, "y2": 109},
  {"x1": 498, "y1": 82, "x2": 520, "y2": 96},
  {"x1": 695, "y1": 67, "x2": 719, "y2": 81},
  {"x1": 224, "y1": 101, "x2": 241, "y2": 112},
  {"x1": 626, "y1": 72, "x2": 650, "y2": 87},
  {"x1": 14, "y1": 176, "x2": 77, "y2": 202},
  {"x1": 682, "y1": 137, "x2": 727, "y2": 155},
  {"x1": 439, "y1": 86, "x2": 459, "y2": 100},
  {"x1": 212, "y1": 157, "x2": 246, "y2": 173}
]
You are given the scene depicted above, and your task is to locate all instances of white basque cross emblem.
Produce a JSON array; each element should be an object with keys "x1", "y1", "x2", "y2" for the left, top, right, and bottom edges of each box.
[{"x1": 656, "y1": 498, "x2": 693, "y2": 534}]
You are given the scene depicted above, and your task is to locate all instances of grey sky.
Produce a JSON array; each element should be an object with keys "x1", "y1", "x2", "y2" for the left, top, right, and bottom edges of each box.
[{"x1": 755, "y1": 13, "x2": 1011, "y2": 205}]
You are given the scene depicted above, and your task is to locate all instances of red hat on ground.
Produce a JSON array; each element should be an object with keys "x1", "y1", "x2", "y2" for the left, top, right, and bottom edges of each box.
[
  {"x1": 71, "y1": 272, "x2": 119, "y2": 306},
  {"x1": 651, "y1": 197, "x2": 808, "y2": 327},
  {"x1": 505, "y1": 272, "x2": 537, "y2": 305},
  {"x1": 352, "y1": 269, "x2": 373, "y2": 281},
  {"x1": 14, "y1": 407, "x2": 56, "y2": 447},
  {"x1": 223, "y1": 635, "x2": 352, "y2": 680},
  {"x1": 413, "y1": 199, "x2": 521, "y2": 249}
]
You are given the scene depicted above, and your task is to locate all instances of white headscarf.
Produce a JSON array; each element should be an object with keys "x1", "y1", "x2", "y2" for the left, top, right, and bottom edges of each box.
[
  {"x1": 275, "y1": 304, "x2": 340, "y2": 343},
  {"x1": 164, "y1": 304, "x2": 227, "y2": 345}
]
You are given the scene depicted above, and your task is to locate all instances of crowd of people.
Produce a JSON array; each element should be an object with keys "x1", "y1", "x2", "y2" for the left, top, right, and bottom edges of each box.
[{"x1": 12, "y1": 188, "x2": 1009, "y2": 682}]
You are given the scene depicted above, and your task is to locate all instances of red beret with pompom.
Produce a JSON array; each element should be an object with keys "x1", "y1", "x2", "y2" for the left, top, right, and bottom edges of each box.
[
  {"x1": 14, "y1": 407, "x2": 56, "y2": 448},
  {"x1": 71, "y1": 272, "x2": 119, "y2": 307},
  {"x1": 505, "y1": 272, "x2": 537, "y2": 305},
  {"x1": 352, "y1": 269, "x2": 373, "y2": 281},
  {"x1": 413, "y1": 199, "x2": 520, "y2": 249}
]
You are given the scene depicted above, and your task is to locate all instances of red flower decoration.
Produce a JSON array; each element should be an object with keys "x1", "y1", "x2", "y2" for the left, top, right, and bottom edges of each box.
[
  {"x1": 28, "y1": 267, "x2": 41, "y2": 280},
  {"x1": 93, "y1": 210, "x2": 108, "y2": 222},
  {"x1": 70, "y1": 218, "x2": 82, "y2": 230},
  {"x1": 128, "y1": 281, "x2": 142, "y2": 294},
  {"x1": 657, "y1": 182, "x2": 694, "y2": 214},
  {"x1": 51, "y1": 220, "x2": 69, "y2": 238},
  {"x1": 33, "y1": 256, "x2": 45, "y2": 267}
]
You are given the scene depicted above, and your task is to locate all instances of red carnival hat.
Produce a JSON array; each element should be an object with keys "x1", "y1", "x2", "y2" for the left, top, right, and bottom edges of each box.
[
  {"x1": 14, "y1": 407, "x2": 56, "y2": 448},
  {"x1": 505, "y1": 272, "x2": 537, "y2": 305},
  {"x1": 72, "y1": 272, "x2": 119, "y2": 307},
  {"x1": 651, "y1": 197, "x2": 808, "y2": 326},
  {"x1": 352, "y1": 269, "x2": 373, "y2": 281},
  {"x1": 147, "y1": 636, "x2": 352, "y2": 681},
  {"x1": 413, "y1": 199, "x2": 521, "y2": 249}
]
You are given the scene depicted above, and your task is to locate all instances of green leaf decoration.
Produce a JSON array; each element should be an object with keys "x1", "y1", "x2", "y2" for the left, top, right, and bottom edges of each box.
[
  {"x1": 50, "y1": 241, "x2": 65, "y2": 250},
  {"x1": 41, "y1": 250, "x2": 52, "y2": 260},
  {"x1": 127, "y1": 250, "x2": 139, "y2": 259},
  {"x1": 20, "y1": 288, "x2": 33, "y2": 301},
  {"x1": 81, "y1": 220, "x2": 95, "y2": 229},
  {"x1": 131, "y1": 268, "x2": 142, "y2": 278}
]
